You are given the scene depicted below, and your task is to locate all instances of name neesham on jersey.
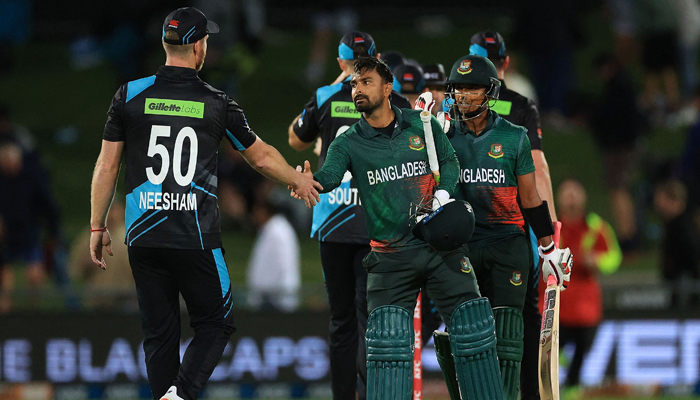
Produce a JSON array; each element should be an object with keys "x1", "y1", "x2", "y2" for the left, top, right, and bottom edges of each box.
[
  {"x1": 459, "y1": 168, "x2": 506, "y2": 184},
  {"x1": 139, "y1": 191, "x2": 197, "y2": 211},
  {"x1": 367, "y1": 161, "x2": 427, "y2": 186}
]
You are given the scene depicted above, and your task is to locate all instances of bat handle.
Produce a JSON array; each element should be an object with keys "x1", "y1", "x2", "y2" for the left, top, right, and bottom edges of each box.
[{"x1": 553, "y1": 221, "x2": 562, "y2": 247}]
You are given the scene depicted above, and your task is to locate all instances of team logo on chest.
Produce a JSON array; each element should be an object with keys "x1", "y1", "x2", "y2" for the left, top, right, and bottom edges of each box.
[
  {"x1": 460, "y1": 257, "x2": 473, "y2": 274},
  {"x1": 457, "y1": 60, "x2": 472, "y2": 75},
  {"x1": 408, "y1": 135, "x2": 425, "y2": 151},
  {"x1": 510, "y1": 271, "x2": 523, "y2": 286},
  {"x1": 488, "y1": 143, "x2": 504, "y2": 159}
]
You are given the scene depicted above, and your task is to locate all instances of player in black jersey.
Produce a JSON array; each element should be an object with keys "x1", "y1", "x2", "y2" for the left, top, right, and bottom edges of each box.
[
  {"x1": 470, "y1": 31, "x2": 557, "y2": 400},
  {"x1": 90, "y1": 8, "x2": 321, "y2": 400},
  {"x1": 287, "y1": 31, "x2": 411, "y2": 400}
]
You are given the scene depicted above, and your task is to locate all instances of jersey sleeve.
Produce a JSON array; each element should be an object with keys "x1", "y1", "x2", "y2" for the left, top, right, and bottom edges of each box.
[
  {"x1": 522, "y1": 98, "x2": 542, "y2": 151},
  {"x1": 224, "y1": 97, "x2": 258, "y2": 151},
  {"x1": 515, "y1": 131, "x2": 536, "y2": 176},
  {"x1": 291, "y1": 94, "x2": 320, "y2": 143},
  {"x1": 313, "y1": 133, "x2": 351, "y2": 193},
  {"x1": 103, "y1": 86, "x2": 126, "y2": 142},
  {"x1": 432, "y1": 116, "x2": 460, "y2": 195}
]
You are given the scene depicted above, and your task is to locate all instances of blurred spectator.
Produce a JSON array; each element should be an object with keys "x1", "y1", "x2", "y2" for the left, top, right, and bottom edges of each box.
[
  {"x1": 637, "y1": 0, "x2": 681, "y2": 118},
  {"x1": 68, "y1": 201, "x2": 135, "y2": 310},
  {"x1": 606, "y1": 0, "x2": 637, "y2": 66},
  {"x1": 590, "y1": 53, "x2": 643, "y2": 252},
  {"x1": 653, "y1": 180, "x2": 700, "y2": 307},
  {"x1": 0, "y1": 103, "x2": 35, "y2": 153},
  {"x1": 218, "y1": 145, "x2": 266, "y2": 231},
  {"x1": 305, "y1": 6, "x2": 358, "y2": 87},
  {"x1": 392, "y1": 63, "x2": 425, "y2": 105},
  {"x1": 499, "y1": 55, "x2": 538, "y2": 105},
  {"x1": 671, "y1": 0, "x2": 700, "y2": 100},
  {"x1": 514, "y1": 0, "x2": 584, "y2": 125},
  {"x1": 546, "y1": 178, "x2": 621, "y2": 398},
  {"x1": 680, "y1": 86, "x2": 700, "y2": 209},
  {"x1": 0, "y1": 142, "x2": 61, "y2": 312},
  {"x1": 246, "y1": 197, "x2": 300, "y2": 312},
  {"x1": 380, "y1": 50, "x2": 407, "y2": 72},
  {"x1": 421, "y1": 63, "x2": 446, "y2": 116}
]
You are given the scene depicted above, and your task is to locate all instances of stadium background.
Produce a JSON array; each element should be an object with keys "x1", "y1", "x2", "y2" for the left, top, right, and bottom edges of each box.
[{"x1": 0, "y1": 0, "x2": 697, "y2": 399}]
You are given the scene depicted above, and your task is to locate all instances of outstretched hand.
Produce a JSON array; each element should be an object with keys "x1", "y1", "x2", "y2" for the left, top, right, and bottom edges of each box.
[{"x1": 289, "y1": 160, "x2": 323, "y2": 208}]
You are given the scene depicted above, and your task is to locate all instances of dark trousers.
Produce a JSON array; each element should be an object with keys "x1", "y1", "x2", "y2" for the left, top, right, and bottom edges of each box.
[
  {"x1": 320, "y1": 242, "x2": 370, "y2": 400},
  {"x1": 560, "y1": 325, "x2": 597, "y2": 387},
  {"x1": 128, "y1": 246, "x2": 235, "y2": 400}
]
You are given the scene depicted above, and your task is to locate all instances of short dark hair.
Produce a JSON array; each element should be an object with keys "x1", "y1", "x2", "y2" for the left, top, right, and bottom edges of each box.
[{"x1": 354, "y1": 57, "x2": 393, "y2": 84}]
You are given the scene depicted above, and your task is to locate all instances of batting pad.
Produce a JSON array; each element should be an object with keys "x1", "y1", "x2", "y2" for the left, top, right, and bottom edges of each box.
[
  {"x1": 433, "y1": 331, "x2": 461, "y2": 400},
  {"x1": 366, "y1": 305, "x2": 414, "y2": 400},
  {"x1": 449, "y1": 297, "x2": 504, "y2": 400},
  {"x1": 493, "y1": 307, "x2": 524, "y2": 400}
]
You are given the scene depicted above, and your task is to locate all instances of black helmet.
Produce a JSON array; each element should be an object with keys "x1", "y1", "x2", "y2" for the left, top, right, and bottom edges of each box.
[
  {"x1": 446, "y1": 55, "x2": 500, "y2": 98},
  {"x1": 411, "y1": 199, "x2": 475, "y2": 251},
  {"x1": 445, "y1": 55, "x2": 501, "y2": 121}
]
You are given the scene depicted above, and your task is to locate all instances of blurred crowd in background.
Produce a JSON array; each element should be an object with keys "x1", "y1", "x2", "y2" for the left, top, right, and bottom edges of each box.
[{"x1": 0, "y1": 0, "x2": 700, "y2": 316}]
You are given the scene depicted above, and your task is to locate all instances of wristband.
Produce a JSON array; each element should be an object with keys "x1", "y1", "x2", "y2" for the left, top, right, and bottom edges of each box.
[
  {"x1": 522, "y1": 201, "x2": 554, "y2": 239},
  {"x1": 90, "y1": 227, "x2": 108, "y2": 232}
]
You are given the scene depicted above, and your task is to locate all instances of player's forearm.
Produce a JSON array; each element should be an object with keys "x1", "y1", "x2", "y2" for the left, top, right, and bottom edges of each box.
[
  {"x1": 90, "y1": 158, "x2": 120, "y2": 228},
  {"x1": 533, "y1": 150, "x2": 557, "y2": 220},
  {"x1": 288, "y1": 116, "x2": 313, "y2": 151},
  {"x1": 248, "y1": 143, "x2": 300, "y2": 186},
  {"x1": 437, "y1": 152, "x2": 460, "y2": 195},
  {"x1": 313, "y1": 169, "x2": 341, "y2": 193}
]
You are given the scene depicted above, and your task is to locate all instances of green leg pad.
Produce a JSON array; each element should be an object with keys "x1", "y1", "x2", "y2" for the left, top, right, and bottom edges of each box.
[
  {"x1": 493, "y1": 307, "x2": 524, "y2": 400},
  {"x1": 366, "y1": 305, "x2": 414, "y2": 400},
  {"x1": 449, "y1": 297, "x2": 503, "y2": 400},
  {"x1": 433, "y1": 331, "x2": 461, "y2": 400}
]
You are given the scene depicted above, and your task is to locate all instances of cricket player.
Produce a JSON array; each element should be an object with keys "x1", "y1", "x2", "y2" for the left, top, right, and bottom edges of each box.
[
  {"x1": 468, "y1": 31, "x2": 557, "y2": 400},
  {"x1": 90, "y1": 8, "x2": 321, "y2": 400},
  {"x1": 442, "y1": 55, "x2": 572, "y2": 400},
  {"x1": 293, "y1": 57, "x2": 504, "y2": 400},
  {"x1": 287, "y1": 31, "x2": 410, "y2": 400}
]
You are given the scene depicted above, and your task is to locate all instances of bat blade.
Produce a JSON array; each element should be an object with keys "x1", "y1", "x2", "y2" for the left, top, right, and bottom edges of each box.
[
  {"x1": 420, "y1": 110, "x2": 440, "y2": 184},
  {"x1": 539, "y1": 221, "x2": 562, "y2": 400}
]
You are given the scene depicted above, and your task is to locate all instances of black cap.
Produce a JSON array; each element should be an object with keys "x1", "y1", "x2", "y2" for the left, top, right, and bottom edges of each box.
[
  {"x1": 380, "y1": 50, "x2": 407, "y2": 72},
  {"x1": 469, "y1": 31, "x2": 507, "y2": 61},
  {"x1": 422, "y1": 64, "x2": 446, "y2": 87},
  {"x1": 412, "y1": 200, "x2": 475, "y2": 251},
  {"x1": 392, "y1": 64, "x2": 425, "y2": 94},
  {"x1": 338, "y1": 31, "x2": 377, "y2": 60},
  {"x1": 162, "y1": 7, "x2": 219, "y2": 45}
]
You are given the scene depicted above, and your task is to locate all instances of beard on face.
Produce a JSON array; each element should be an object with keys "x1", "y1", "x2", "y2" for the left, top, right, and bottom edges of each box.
[{"x1": 354, "y1": 94, "x2": 382, "y2": 113}]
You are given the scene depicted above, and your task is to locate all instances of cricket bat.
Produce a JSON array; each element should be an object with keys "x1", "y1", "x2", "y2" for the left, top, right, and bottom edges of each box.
[
  {"x1": 539, "y1": 221, "x2": 562, "y2": 400},
  {"x1": 420, "y1": 110, "x2": 440, "y2": 185}
]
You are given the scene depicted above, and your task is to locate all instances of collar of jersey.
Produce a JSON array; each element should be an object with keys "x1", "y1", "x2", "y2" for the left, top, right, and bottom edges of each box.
[
  {"x1": 157, "y1": 66, "x2": 201, "y2": 81},
  {"x1": 456, "y1": 110, "x2": 499, "y2": 141},
  {"x1": 357, "y1": 105, "x2": 412, "y2": 139}
]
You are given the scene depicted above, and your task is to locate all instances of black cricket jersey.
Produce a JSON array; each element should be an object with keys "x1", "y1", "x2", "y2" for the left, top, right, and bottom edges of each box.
[
  {"x1": 103, "y1": 66, "x2": 258, "y2": 250},
  {"x1": 490, "y1": 80, "x2": 542, "y2": 151},
  {"x1": 293, "y1": 77, "x2": 411, "y2": 244}
]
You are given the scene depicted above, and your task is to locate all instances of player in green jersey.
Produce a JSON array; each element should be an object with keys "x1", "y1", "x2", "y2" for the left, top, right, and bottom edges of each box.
[
  {"x1": 292, "y1": 57, "x2": 504, "y2": 400},
  {"x1": 439, "y1": 55, "x2": 574, "y2": 400}
]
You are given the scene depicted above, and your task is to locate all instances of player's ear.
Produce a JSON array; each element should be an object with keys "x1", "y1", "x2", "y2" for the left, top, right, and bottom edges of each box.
[
  {"x1": 337, "y1": 58, "x2": 344, "y2": 70},
  {"x1": 503, "y1": 56, "x2": 510, "y2": 72}
]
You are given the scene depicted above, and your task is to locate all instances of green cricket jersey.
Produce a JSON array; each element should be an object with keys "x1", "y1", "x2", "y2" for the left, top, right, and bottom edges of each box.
[
  {"x1": 448, "y1": 111, "x2": 536, "y2": 249},
  {"x1": 314, "y1": 106, "x2": 459, "y2": 252}
]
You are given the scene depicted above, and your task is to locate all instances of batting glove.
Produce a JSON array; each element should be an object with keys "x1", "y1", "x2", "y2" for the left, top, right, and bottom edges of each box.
[
  {"x1": 414, "y1": 92, "x2": 436, "y2": 113},
  {"x1": 436, "y1": 111, "x2": 451, "y2": 134},
  {"x1": 539, "y1": 242, "x2": 573, "y2": 290}
]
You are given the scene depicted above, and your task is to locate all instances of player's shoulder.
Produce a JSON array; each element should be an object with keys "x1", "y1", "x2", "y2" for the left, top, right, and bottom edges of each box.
[
  {"x1": 121, "y1": 75, "x2": 156, "y2": 103},
  {"x1": 315, "y1": 81, "x2": 348, "y2": 108}
]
